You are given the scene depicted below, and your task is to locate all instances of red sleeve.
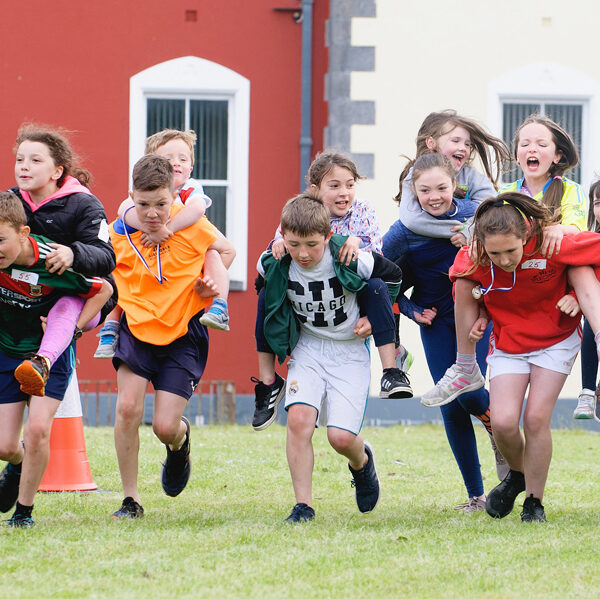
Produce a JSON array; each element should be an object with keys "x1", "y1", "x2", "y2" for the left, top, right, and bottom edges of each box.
[{"x1": 449, "y1": 246, "x2": 481, "y2": 282}]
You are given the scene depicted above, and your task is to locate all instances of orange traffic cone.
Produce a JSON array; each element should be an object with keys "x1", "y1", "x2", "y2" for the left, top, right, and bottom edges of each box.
[{"x1": 38, "y1": 371, "x2": 97, "y2": 492}]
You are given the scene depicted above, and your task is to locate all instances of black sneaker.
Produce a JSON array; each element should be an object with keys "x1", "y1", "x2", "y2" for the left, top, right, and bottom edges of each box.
[
  {"x1": 251, "y1": 374, "x2": 286, "y2": 431},
  {"x1": 111, "y1": 497, "x2": 144, "y2": 519},
  {"x1": 161, "y1": 416, "x2": 191, "y2": 497},
  {"x1": 285, "y1": 503, "x2": 315, "y2": 523},
  {"x1": 7, "y1": 512, "x2": 34, "y2": 528},
  {"x1": 348, "y1": 442, "x2": 380, "y2": 513},
  {"x1": 380, "y1": 368, "x2": 413, "y2": 399},
  {"x1": 521, "y1": 494, "x2": 547, "y2": 523},
  {"x1": 594, "y1": 382, "x2": 600, "y2": 423},
  {"x1": 0, "y1": 463, "x2": 21, "y2": 513},
  {"x1": 486, "y1": 469, "x2": 526, "y2": 518}
]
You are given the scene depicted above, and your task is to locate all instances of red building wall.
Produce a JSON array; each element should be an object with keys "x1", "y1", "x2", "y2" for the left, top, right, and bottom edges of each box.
[{"x1": 0, "y1": 1, "x2": 328, "y2": 394}]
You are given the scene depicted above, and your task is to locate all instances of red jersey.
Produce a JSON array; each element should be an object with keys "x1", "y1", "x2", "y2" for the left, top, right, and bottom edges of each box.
[{"x1": 449, "y1": 232, "x2": 600, "y2": 354}]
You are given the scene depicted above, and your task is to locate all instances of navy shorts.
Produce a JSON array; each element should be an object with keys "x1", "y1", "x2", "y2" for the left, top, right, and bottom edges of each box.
[
  {"x1": 0, "y1": 345, "x2": 75, "y2": 403},
  {"x1": 113, "y1": 314, "x2": 209, "y2": 400}
]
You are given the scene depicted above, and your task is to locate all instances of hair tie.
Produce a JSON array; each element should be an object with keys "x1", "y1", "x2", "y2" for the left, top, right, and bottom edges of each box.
[{"x1": 553, "y1": 175, "x2": 563, "y2": 181}]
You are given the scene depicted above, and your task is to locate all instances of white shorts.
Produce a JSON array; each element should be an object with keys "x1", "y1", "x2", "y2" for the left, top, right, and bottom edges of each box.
[
  {"x1": 285, "y1": 334, "x2": 371, "y2": 435},
  {"x1": 487, "y1": 328, "x2": 581, "y2": 379}
]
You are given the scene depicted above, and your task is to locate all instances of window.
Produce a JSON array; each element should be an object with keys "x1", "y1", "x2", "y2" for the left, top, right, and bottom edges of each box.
[
  {"x1": 502, "y1": 101, "x2": 583, "y2": 183},
  {"x1": 146, "y1": 98, "x2": 229, "y2": 235},
  {"x1": 130, "y1": 57, "x2": 249, "y2": 289}
]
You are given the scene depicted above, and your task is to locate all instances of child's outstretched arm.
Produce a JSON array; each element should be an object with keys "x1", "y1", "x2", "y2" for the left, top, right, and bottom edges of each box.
[{"x1": 76, "y1": 279, "x2": 113, "y2": 331}]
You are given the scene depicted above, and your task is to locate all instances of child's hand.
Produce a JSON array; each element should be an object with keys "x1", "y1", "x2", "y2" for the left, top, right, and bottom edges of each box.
[
  {"x1": 39, "y1": 315, "x2": 47, "y2": 333},
  {"x1": 541, "y1": 224, "x2": 564, "y2": 258},
  {"x1": 450, "y1": 226, "x2": 467, "y2": 248},
  {"x1": 140, "y1": 226, "x2": 173, "y2": 247},
  {"x1": 45, "y1": 243, "x2": 74, "y2": 274},
  {"x1": 193, "y1": 276, "x2": 219, "y2": 298},
  {"x1": 556, "y1": 294, "x2": 580, "y2": 317},
  {"x1": 271, "y1": 238, "x2": 287, "y2": 260},
  {"x1": 353, "y1": 316, "x2": 372, "y2": 338},
  {"x1": 414, "y1": 307, "x2": 437, "y2": 326},
  {"x1": 468, "y1": 316, "x2": 489, "y2": 343},
  {"x1": 338, "y1": 236, "x2": 361, "y2": 266}
]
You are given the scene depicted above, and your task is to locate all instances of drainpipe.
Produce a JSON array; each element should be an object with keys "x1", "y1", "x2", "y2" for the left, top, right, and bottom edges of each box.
[{"x1": 299, "y1": 0, "x2": 314, "y2": 191}]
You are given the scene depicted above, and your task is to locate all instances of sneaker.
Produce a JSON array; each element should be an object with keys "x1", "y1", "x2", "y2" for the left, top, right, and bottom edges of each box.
[
  {"x1": 93, "y1": 324, "x2": 119, "y2": 359},
  {"x1": 7, "y1": 512, "x2": 34, "y2": 528},
  {"x1": 0, "y1": 463, "x2": 21, "y2": 513},
  {"x1": 348, "y1": 442, "x2": 380, "y2": 513},
  {"x1": 251, "y1": 374, "x2": 286, "y2": 431},
  {"x1": 161, "y1": 416, "x2": 191, "y2": 497},
  {"x1": 395, "y1": 345, "x2": 414, "y2": 372},
  {"x1": 420, "y1": 363, "x2": 485, "y2": 408},
  {"x1": 489, "y1": 434, "x2": 510, "y2": 481},
  {"x1": 596, "y1": 384, "x2": 600, "y2": 423},
  {"x1": 199, "y1": 302, "x2": 230, "y2": 331},
  {"x1": 14, "y1": 354, "x2": 50, "y2": 396},
  {"x1": 520, "y1": 494, "x2": 547, "y2": 523},
  {"x1": 486, "y1": 469, "x2": 526, "y2": 519},
  {"x1": 380, "y1": 368, "x2": 413, "y2": 399},
  {"x1": 285, "y1": 502, "x2": 315, "y2": 523},
  {"x1": 573, "y1": 389, "x2": 594, "y2": 419},
  {"x1": 111, "y1": 496, "x2": 144, "y2": 519},
  {"x1": 454, "y1": 496, "x2": 486, "y2": 513}
]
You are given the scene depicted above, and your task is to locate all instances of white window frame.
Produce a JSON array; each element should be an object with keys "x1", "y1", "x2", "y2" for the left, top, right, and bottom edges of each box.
[
  {"x1": 487, "y1": 62, "x2": 600, "y2": 191},
  {"x1": 130, "y1": 56, "x2": 250, "y2": 289}
]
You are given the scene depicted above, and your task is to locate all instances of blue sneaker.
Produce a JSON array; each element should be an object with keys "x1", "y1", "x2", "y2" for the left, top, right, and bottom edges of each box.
[
  {"x1": 349, "y1": 442, "x2": 380, "y2": 513},
  {"x1": 285, "y1": 503, "x2": 315, "y2": 523},
  {"x1": 8, "y1": 512, "x2": 34, "y2": 528},
  {"x1": 199, "y1": 300, "x2": 230, "y2": 331},
  {"x1": 94, "y1": 322, "x2": 120, "y2": 358}
]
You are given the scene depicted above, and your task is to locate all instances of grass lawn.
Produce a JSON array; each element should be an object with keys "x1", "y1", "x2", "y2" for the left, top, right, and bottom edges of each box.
[{"x1": 0, "y1": 424, "x2": 598, "y2": 598}]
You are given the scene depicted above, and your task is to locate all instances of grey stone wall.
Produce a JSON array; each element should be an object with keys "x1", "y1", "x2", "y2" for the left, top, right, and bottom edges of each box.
[{"x1": 324, "y1": 0, "x2": 376, "y2": 177}]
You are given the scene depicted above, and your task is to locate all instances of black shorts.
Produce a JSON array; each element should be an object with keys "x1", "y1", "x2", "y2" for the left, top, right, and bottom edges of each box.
[
  {"x1": 112, "y1": 314, "x2": 209, "y2": 400},
  {"x1": 0, "y1": 345, "x2": 75, "y2": 403}
]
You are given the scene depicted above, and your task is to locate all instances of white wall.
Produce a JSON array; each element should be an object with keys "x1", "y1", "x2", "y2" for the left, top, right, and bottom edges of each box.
[{"x1": 349, "y1": 0, "x2": 600, "y2": 397}]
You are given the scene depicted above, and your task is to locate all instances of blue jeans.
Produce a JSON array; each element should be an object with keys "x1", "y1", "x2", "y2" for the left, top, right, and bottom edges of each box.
[
  {"x1": 581, "y1": 318, "x2": 598, "y2": 390},
  {"x1": 420, "y1": 316, "x2": 491, "y2": 498}
]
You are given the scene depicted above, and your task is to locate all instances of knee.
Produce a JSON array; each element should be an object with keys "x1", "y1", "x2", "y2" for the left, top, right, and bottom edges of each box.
[
  {"x1": 23, "y1": 419, "x2": 52, "y2": 450},
  {"x1": 115, "y1": 394, "x2": 143, "y2": 427},
  {"x1": 152, "y1": 420, "x2": 180, "y2": 445},
  {"x1": 327, "y1": 428, "x2": 356, "y2": 453},
  {"x1": 286, "y1": 406, "x2": 316, "y2": 437},
  {"x1": 491, "y1": 414, "x2": 519, "y2": 439},
  {"x1": 523, "y1": 412, "x2": 549, "y2": 437},
  {"x1": 0, "y1": 440, "x2": 21, "y2": 461}
]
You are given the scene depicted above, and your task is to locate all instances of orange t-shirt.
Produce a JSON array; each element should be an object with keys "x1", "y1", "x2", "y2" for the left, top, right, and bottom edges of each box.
[{"x1": 110, "y1": 205, "x2": 218, "y2": 345}]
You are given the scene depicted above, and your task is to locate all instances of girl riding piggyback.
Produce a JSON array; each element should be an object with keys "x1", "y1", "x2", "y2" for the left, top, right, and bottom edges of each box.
[{"x1": 396, "y1": 109, "x2": 510, "y2": 244}]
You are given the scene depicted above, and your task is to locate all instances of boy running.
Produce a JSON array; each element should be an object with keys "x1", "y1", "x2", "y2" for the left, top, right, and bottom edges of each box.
[
  {"x1": 258, "y1": 194, "x2": 402, "y2": 522},
  {"x1": 109, "y1": 155, "x2": 235, "y2": 518}
]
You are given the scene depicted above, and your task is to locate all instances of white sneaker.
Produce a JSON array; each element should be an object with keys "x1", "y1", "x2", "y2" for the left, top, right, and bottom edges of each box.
[
  {"x1": 420, "y1": 363, "x2": 485, "y2": 408},
  {"x1": 573, "y1": 389, "x2": 595, "y2": 420}
]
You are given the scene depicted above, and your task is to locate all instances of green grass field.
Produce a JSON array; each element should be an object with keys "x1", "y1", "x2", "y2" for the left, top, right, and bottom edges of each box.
[{"x1": 1, "y1": 424, "x2": 598, "y2": 598}]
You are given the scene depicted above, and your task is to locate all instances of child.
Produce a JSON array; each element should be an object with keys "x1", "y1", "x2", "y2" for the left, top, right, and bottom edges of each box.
[
  {"x1": 422, "y1": 114, "x2": 588, "y2": 407},
  {"x1": 383, "y1": 154, "x2": 506, "y2": 513},
  {"x1": 258, "y1": 194, "x2": 403, "y2": 522},
  {"x1": 252, "y1": 150, "x2": 411, "y2": 432},
  {"x1": 0, "y1": 124, "x2": 117, "y2": 514},
  {"x1": 449, "y1": 192, "x2": 600, "y2": 522},
  {"x1": 109, "y1": 154, "x2": 235, "y2": 519},
  {"x1": 395, "y1": 109, "x2": 510, "y2": 242},
  {"x1": 573, "y1": 179, "x2": 600, "y2": 419},
  {"x1": 95, "y1": 128, "x2": 232, "y2": 358},
  {"x1": 0, "y1": 191, "x2": 112, "y2": 527}
]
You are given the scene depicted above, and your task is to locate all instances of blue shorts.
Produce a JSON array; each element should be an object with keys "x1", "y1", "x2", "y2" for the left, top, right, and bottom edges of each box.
[
  {"x1": 0, "y1": 345, "x2": 75, "y2": 403},
  {"x1": 113, "y1": 314, "x2": 209, "y2": 400}
]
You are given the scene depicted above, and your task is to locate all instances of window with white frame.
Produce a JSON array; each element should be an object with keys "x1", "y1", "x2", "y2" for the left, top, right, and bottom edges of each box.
[
  {"x1": 130, "y1": 57, "x2": 249, "y2": 289},
  {"x1": 501, "y1": 101, "x2": 583, "y2": 183}
]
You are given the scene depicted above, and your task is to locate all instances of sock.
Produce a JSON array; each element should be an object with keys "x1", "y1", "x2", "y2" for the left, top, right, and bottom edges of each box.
[
  {"x1": 7, "y1": 462, "x2": 22, "y2": 476},
  {"x1": 456, "y1": 352, "x2": 476, "y2": 374},
  {"x1": 14, "y1": 501, "x2": 33, "y2": 517},
  {"x1": 383, "y1": 368, "x2": 397, "y2": 373},
  {"x1": 595, "y1": 331, "x2": 600, "y2": 362},
  {"x1": 38, "y1": 296, "x2": 85, "y2": 365},
  {"x1": 102, "y1": 320, "x2": 120, "y2": 334},
  {"x1": 475, "y1": 409, "x2": 493, "y2": 435},
  {"x1": 209, "y1": 298, "x2": 228, "y2": 313}
]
